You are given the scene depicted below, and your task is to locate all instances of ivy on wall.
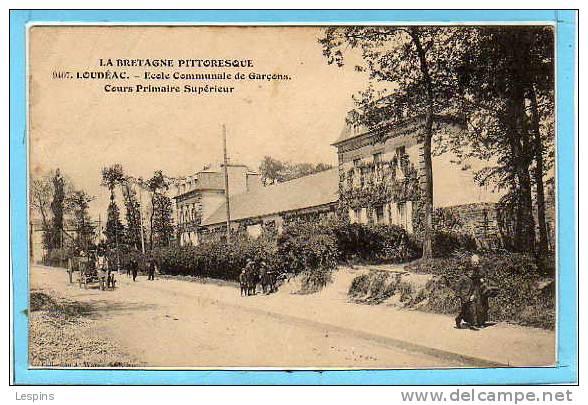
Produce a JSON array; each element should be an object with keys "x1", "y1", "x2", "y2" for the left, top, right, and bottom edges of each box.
[{"x1": 338, "y1": 154, "x2": 420, "y2": 215}]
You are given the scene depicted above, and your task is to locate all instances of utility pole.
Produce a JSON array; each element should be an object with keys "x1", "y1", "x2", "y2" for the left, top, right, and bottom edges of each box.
[{"x1": 222, "y1": 124, "x2": 232, "y2": 243}]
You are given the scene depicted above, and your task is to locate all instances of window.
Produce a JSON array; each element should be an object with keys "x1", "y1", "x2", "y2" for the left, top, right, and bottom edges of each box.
[
  {"x1": 353, "y1": 158, "x2": 361, "y2": 168},
  {"x1": 373, "y1": 152, "x2": 382, "y2": 164},
  {"x1": 375, "y1": 205, "x2": 385, "y2": 224},
  {"x1": 395, "y1": 146, "x2": 408, "y2": 176},
  {"x1": 397, "y1": 202, "x2": 407, "y2": 229},
  {"x1": 354, "y1": 208, "x2": 362, "y2": 222}
]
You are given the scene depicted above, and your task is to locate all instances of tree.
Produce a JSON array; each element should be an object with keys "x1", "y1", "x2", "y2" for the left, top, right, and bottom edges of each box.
[
  {"x1": 151, "y1": 193, "x2": 175, "y2": 248},
  {"x1": 101, "y1": 163, "x2": 125, "y2": 202},
  {"x1": 525, "y1": 27, "x2": 555, "y2": 256},
  {"x1": 259, "y1": 156, "x2": 287, "y2": 185},
  {"x1": 49, "y1": 169, "x2": 67, "y2": 251},
  {"x1": 66, "y1": 190, "x2": 96, "y2": 252},
  {"x1": 448, "y1": 26, "x2": 554, "y2": 254},
  {"x1": 319, "y1": 27, "x2": 462, "y2": 258},
  {"x1": 104, "y1": 199, "x2": 125, "y2": 256},
  {"x1": 144, "y1": 170, "x2": 173, "y2": 250},
  {"x1": 101, "y1": 164, "x2": 126, "y2": 265},
  {"x1": 258, "y1": 156, "x2": 333, "y2": 185},
  {"x1": 30, "y1": 175, "x2": 53, "y2": 252},
  {"x1": 121, "y1": 179, "x2": 143, "y2": 251}
]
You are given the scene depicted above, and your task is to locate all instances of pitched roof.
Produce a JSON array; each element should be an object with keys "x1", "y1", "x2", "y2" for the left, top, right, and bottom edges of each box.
[
  {"x1": 201, "y1": 168, "x2": 339, "y2": 226},
  {"x1": 332, "y1": 114, "x2": 465, "y2": 146},
  {"x1": 333, "y1": 121, "x2": 371, "y2": 145}
]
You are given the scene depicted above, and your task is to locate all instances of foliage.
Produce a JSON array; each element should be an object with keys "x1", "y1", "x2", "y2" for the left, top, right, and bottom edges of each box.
[
  {"x1": 405, "y1": 252, "x2": 555, "y2": 329},
  {"x1": 43, "y1": 247, "x2": 74, "y2": 268},
  {"x1": 121, "y1": 182, "x2": 143, "y2": 250},
  {"x1": 151, "y1": 193, "x2": 174, "y2": 248},
  {"x1": 431, "y1": 230, "x2": 477, "y2": 258},
  {"x1": 259, "y1": 155, "x2": 333, "y2": 185},
  {"x1": 104, "y1": 200, "x2": 125, "y2": 251},
  {"x1": 101, "y1": 164, "x2": 125, "y2": 201},
  {"x1": 49, "y1": 169, "x2": 67, "y2": 251},
  {"x1": 144, "y1": 170, "x2": 174, "y2": 250},
  {"x1": 328, "y1": 220, "x2": 419, "y2": 263},
  {"x1": 66, "y1": 190, "x2": 96, "y2": 252},
  {"x1": 155, "y1": 222, "x2": 340, "y2": 293},
  {"x1": 319, "y1": 26, "x2": 469, "y2": 259},
  {"x1": 277, "y1": 223, "x2": 338, "y2": 292},
  {"x1": 339, "y1": 154, "x2": 419, "y2": 211},
  {"x1": 153, "y1": 235, "x2": 277, "y2": 281},
  {"x1": 30, "y1": 175, "x2": 54, "y2": 250},
  {"x1": 441, "y1": 27, "x2": 555, "y2": 254}
]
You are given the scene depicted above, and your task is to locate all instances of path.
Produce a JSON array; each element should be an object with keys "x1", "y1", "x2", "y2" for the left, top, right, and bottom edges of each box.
[{"x1": 29, "y1": 265, "x2": 555, "y2": 368}]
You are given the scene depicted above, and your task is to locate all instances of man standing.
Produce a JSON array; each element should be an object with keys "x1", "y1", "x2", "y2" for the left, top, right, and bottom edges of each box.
[
  {"x1": 148, "y1": 257, "x2": 156, "y2": 281},
  {"x1": 239, "y1": 269, "x2": 247, "y2": 296},
  {"x1": 130, "y1": 255, "x2": 138, "y2": 282}
]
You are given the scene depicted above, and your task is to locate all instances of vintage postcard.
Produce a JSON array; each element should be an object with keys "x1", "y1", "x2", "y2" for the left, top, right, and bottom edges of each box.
[{"x1": 24, "y1": 22, "x2": 561, "y2": 374}]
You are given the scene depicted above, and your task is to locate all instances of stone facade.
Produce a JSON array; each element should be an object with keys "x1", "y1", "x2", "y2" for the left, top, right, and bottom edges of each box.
[
  {"x1": 436, "y1": 203, "x2": 502, "y2": 249},
  {"x1": 333, "y1": 117, "x2": 438, "y2": 232},
  {"x1": 332, "y1": 115, "x2": 507, "y2": 246},
  {"x1": 174, "y1": 165, "x2": 262, "y2": 246}
]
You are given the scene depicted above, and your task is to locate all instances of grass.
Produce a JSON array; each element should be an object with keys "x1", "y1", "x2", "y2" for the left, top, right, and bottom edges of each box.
[{"x1": 348, "y1": 253, "x2": 556, "y2": 330}]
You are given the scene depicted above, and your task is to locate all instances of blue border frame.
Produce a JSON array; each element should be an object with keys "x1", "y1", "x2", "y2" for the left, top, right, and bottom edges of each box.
[{"x1": 10, "y1": 9, "x2": 577, "y2": 385}]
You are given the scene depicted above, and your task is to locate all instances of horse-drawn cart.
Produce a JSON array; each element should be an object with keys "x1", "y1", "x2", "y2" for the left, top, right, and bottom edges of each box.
[{"x1": 75, "y1": 256, "x2": 116, "y2": 290}]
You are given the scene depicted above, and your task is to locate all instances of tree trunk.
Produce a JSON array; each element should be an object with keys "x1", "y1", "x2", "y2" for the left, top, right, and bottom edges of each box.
[
  {"x1": 528, "y1": 86, "x2": 549, "y2": 256},
  {"x1": 149, "y1": 193, "x2": 155, "y2": 250},
  {"x1": 411, "y1": 28, "x2": 435, "y2": 259},
  {"x1": 507, "y1": 88, "x2": 536, "y2": 253}
]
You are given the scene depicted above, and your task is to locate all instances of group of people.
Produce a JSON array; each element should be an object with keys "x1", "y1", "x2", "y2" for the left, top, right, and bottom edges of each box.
[
  {"x1": 126, "y1": 255, "x2": 157, "y2": 282},
  {"x1": 239, "y1": 259, "x2": 279, "y2": 296},
  {"x1": 73, "y1": 249, "x2": 158, "y2": 289}
]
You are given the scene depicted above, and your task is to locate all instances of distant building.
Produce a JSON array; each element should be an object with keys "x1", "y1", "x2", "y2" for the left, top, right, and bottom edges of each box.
[
  {"x1": 174, "y1": 114, "x2": 543, "y2": 248},
  {"x1": 174, "y1": 164, "x2": 262, "y2": 245},
  {"x1": 200, "y1": 168, "x2": 339, "y2": 241}
]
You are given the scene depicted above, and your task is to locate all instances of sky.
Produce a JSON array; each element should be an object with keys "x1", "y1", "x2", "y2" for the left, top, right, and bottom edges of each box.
[{"x1": 28, "y1": 25, "x2": 502, "y2": 221}]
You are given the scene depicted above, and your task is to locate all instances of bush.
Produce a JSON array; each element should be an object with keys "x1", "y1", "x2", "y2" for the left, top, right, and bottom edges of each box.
[
  {"x1": 348, "y1": 270, "x2": 415, "y2": 305},
  {"x1": 293, "y1": 218, "x2": 419, "y2": 264},
  {"x1": 431, "y1": 231, "x2": 477, "y2": 257},
  {"x1": 153, "y1": 235, "x2": 277, "y2": 282},
  {"x1": 277, "y1": 222, "x2": 338, "y2": 293},
  {"x1": 405, "y1": 252, "x2": 556, "y2": 329}
]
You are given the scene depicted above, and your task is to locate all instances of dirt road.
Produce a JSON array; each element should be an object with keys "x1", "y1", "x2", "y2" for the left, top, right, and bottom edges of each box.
[
  {"x1": 29, "y1": 265, "x2": 555, "y2": 368},
  {"x1": 29, "y1": 265, "x2": 470, "y2": 368}
]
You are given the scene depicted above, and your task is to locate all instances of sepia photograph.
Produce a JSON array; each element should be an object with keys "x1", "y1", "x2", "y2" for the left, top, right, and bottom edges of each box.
[{"x1": 26, "y1": 23, "x2": 558, "y2": 370}]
